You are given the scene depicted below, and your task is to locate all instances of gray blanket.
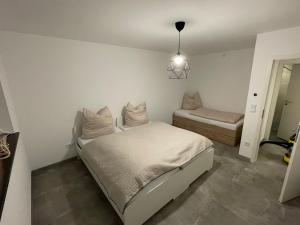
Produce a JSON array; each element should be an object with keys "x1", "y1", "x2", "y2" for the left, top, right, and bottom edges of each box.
[{"x1": 82, "y1": 122, "x2": 213, "y2": 213}]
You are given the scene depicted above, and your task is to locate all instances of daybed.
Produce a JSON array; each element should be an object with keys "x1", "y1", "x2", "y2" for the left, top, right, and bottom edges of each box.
[
  {"x1": 173, "y1": 108, "x2": 243, "y2": 146},
  {"x1": 75, "y1": 122, "x2": 214, "y2": 225}
]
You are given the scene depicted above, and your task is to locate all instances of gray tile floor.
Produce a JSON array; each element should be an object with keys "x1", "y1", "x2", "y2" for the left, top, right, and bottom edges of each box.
[{"x1": 32, "y1": 142, "x2": 300, "y2": 225}]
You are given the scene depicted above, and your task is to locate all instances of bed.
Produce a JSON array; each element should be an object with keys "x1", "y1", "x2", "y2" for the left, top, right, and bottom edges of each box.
[
  {"x1": 173, "y1": 109, "x2": 243, "y2": 146},
  {"x1": 75, "y1": 122, "x2": 214, "y2": 225}
]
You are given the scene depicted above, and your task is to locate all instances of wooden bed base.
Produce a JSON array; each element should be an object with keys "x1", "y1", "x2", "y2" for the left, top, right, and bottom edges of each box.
[
  {"x1": 173, "y1": 114, "x2": 243, "y2": 146},
  {"x1": 76, "y1": 144, "x2": 214, "y2": 225}
]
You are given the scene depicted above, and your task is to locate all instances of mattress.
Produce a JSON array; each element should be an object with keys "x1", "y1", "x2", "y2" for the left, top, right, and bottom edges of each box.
[
  {"x1": 118, "y1": 121, "x2": 152, "y2": 131},
  {"x1": 80, "y1": 122, "x2": 213, "y2": 213},
  {"x1": 80, "y1": 142, "x2": 214, "y2": 216},
  {"x1": 174, "y1": 109, "x2": 243, "y2": 130},
  {"x1": 81, "y1": 154, "x2": 180, "y2": 215},
  {"x1": 77, "y1": 137, "x2": 94, "y2": 149}
]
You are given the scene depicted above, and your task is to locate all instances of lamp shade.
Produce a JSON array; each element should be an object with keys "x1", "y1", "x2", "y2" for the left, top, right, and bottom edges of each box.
[
  {"x1": 167, "y1": 21, "x2": 190, "y2": 79},
  {"x1": 167, "y1": 53, "x2": 190, "y2": 79}
]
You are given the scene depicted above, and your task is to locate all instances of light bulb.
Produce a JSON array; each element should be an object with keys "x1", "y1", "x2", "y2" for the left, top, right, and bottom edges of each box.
[{"x1": 174, "y1": 55, "x2": 184, "y2": 65}]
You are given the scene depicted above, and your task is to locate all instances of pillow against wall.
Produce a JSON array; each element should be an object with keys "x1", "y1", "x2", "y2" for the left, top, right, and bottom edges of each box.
[
  {"x1": 81, "y1": 106, "x2": 115, "y2": 139},
  {"x1": 182, "y1": 92, "x2": 202, "y2": 110},
  {"x1": 124, "y1": 102, "x2": 149, "y2": 127}
]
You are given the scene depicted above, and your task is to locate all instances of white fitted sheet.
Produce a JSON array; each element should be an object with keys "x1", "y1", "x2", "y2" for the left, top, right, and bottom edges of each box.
[
  {"x1": 174, "y1": 109, "x2": 243, "y2": 130},
  {"x1": 77, "y1": 127, "x2": 122, "y2": 149},
  {"x1": 118, "y1": 121, "x2": 152, "y2": 131}
]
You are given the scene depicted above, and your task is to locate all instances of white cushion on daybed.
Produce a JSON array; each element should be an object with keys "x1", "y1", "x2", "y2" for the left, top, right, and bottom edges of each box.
[{"x1": 174, "y1": 109, "x2": 243, "y2": 130}]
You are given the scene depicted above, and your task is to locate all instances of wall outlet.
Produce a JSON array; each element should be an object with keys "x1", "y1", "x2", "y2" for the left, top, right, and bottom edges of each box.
[{"x1": 250, "y1": 104, "x2": 257, "y2": 113}]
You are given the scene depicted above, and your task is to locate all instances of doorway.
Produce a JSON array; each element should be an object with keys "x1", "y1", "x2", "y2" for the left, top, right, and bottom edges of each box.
[
  {"x1": 261, "y1": 60, "x2": 300, "y2": 142},
  {"x1": 259, "y1": 58, "x2": 300, "y2": 203},
  {"x1": 270, "y1": 65, "x2": 292, "y2": 140},
  {"x1": 270, "y1": 64, "x2": 300, "y2": 141},
  {"x1": 277, "y1": 64, "x2": 300, "y2": 140}
]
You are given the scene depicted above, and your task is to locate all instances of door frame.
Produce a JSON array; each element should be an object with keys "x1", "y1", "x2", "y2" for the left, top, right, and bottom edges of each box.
[
  {"x1": 256, "y1": 55, "x2": 300, "y2": 203},
  {"x1": 259, "y1": 56, "x2": 300, "y2": 143},
  {"x1": 259, "y1": 61, "x2": 282, "y2": 141}
]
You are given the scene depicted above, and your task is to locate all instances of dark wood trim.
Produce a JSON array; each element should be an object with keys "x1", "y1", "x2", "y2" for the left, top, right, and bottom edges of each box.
[{"x1": 0, "y1": 132, "x2": 20, "y2": 220}]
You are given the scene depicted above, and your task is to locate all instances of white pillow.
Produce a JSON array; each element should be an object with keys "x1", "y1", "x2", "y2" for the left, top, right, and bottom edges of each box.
[
  {"x1": 124, "y1": 102, "x2": 149, "y2": 127},
  {"x1": 81, "y1": 106, "x2": 115, "y2": 139},
  {"x1": 182, "y1": 92, "x2": 202, "y2": 110}
]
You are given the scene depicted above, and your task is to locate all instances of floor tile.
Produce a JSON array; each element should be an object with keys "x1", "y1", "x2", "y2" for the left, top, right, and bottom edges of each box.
[{"x1": 32, "y1": 142, "x2": 300, "y2": 225}]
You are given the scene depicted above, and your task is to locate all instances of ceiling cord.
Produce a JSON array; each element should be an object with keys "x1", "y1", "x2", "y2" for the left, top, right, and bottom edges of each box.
[{"x1": 177, "y1": 32, "x2": 181, "y2": 55}]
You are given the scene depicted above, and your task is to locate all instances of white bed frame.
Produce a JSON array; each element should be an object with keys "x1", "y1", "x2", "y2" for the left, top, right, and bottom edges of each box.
[
  {"x1": 76, "y1": 142, "x2": 214, "y2": 225},
  {"x1": 73, "y1": 116, "x2": 214, "y2": 225}
]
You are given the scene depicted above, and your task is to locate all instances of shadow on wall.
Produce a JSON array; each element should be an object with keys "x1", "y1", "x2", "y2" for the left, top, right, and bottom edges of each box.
[
  {"x1": 59, "y1": 110, "x2": 83, "y2": 161},
  {"x1": 71, "y1": 111, "x2": 83, "y2": 146}
]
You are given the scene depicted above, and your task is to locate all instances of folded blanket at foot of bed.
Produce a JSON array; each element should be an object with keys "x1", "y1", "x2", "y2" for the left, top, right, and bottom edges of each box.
[{"x1": 190, "y1": 107, "x2": 244, "y2": 124}]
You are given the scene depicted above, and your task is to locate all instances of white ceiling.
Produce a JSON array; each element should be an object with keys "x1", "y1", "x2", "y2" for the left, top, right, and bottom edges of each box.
[{"x1": 1, "y1": 0, "x2": 300, "y2": 55}]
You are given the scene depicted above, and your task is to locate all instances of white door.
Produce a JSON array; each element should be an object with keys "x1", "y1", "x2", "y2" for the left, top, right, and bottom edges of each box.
[
  {"x1": 278, "y1": 65, "x2": 300, "y2": 140},
  {"x1": 279, "y1": 122, "x2": 300, "y2": 203}
]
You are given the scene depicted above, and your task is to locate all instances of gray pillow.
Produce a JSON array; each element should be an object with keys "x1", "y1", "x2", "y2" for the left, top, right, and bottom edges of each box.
[
  {"x1": 81, "y1": 106, "x2": 114, "y2": 139},
  {"x1": 124, "y1": 102, "x2": 149, "y2": 127},
  {"x1": 182, "y1": 92, "x2": 202, "y2": 110}
]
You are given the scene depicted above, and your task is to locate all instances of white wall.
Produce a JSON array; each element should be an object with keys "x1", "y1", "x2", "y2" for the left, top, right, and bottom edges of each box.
[
  {"x1": 239, "y1": 26, "x2": 300, "y2": 161},
  {"x1": 0, "y1": 56, "x2": 31, "y2": 225},
  {"x1": 0, "y1": 31, "x2": 188, "y2": 170},
  {"x1": 188, "y1": 49, "x2": 254, "y2": 113}
]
